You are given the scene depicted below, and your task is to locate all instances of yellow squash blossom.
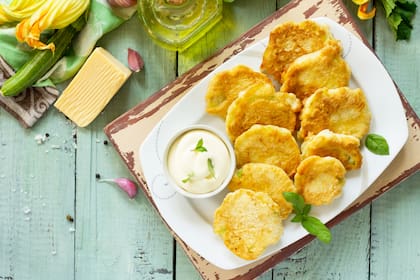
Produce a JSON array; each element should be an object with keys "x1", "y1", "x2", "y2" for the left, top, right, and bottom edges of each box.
[
  {"x1": 352, "y1": 0, "x2": 376, "y2": 20},
  {"x1": 14, "y1": 0, "x2": 90, "y2": 50},
  {"x1": 0, "y1": 0, "x2": 47, "y2": 24}
]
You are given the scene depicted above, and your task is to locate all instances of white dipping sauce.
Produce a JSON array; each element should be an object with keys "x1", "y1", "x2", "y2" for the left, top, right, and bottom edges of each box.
[{"x1": 167, "y1": 129, "x2": 231, "y2": 194}]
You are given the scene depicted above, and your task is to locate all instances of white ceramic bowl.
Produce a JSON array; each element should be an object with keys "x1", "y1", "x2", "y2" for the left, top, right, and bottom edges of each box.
[{"x1": 163, "y1": 124, "x2": 236, "y2": 199}]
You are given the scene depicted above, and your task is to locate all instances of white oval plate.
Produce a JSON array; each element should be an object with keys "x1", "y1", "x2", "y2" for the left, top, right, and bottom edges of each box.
[{"x1": 139, "y1": 17, "x2": 408, "y2": 270}]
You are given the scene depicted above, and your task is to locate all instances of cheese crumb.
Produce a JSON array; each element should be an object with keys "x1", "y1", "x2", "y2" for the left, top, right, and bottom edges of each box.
[{"x1": 34, "y1": 134, "x2": 47, "y2": 145}]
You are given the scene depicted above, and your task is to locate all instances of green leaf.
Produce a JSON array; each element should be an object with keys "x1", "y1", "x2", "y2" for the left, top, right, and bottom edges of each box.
[
  {"x1": 207, "y1": 158, "x2": 215, "y2": 178},
  {"x1": 365, "y1": 134, "x2": 390, "y2": 155},
  {"x1": 396, "y1": 20, "x2": 413, "y2": 40},
  {"x1": 283, "y1": 192, "x2": 305, "y2": 214},
  {"x1": 397, "y1": 2, "x2": 417, "y2": 21},
  {"x1": 291, "y1": 214, "x2": 303, "y2": 223},
  {"x1": 302, "y1": 204, "x2": 312, "y2": 216},
  {"x1": 302, "y1": 216, "x2": 332, "y2": 243},
  {"x1": 393, "y1": 1, "x2": 416, "y2": 41},
  {"x1": 192, "y1": 138, "x2": 208, "y2": 152},
  {"x1": 381, "y1": 0, "x2": 397, "y2": 16},
  {"x1": 380, "y1": 0, "x2": 417, "y2": 40},
  {"x1": 283, "y1": 192, "x2": 332, "y2": 244}
]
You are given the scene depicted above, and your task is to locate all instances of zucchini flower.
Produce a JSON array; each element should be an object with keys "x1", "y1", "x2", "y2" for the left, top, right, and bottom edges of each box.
[
  {"x1": 352, "y1": 0, "x2": 417, "y2": 40},
  {"x1": 15, "y1": 0, "x2": 90, "y2": 51},
  {"x1": 352, "y1": 0, "x2": 376, "y2": 20},
  {"x1": 0, "y1": 0, "x2": 47, "y2": 24}
]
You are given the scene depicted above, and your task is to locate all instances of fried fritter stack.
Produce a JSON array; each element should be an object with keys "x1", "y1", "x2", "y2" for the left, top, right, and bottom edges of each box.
[
  {"x1": 301, "y1": 129, "x2": 363, "y2": 170},
  {"x1": 294, "y1": 155, "x2": 346, "y2": 206},
  {"x1": 234, "y1": 124, "x2": 301, "y2": 177},
  {"x1": 205, "y1": 20, "x2": 372, "y2": 261},
  {"x1": 280, "y1": 40, "x2": 351, "y2": 101},
  {"x1": 225, "y1": 83, "x2": 301, "y2": 141},
  {"x1": 260, "y1": 20, "x2": 334, "y2": 83},
  {"x1": 298, "y1": 87, "x2": 371, "y2": 140},
  {"x1": 205, "y1": 65, "x2": 274, "y2": 119},
  {"x1": 228, "y1": 163, "x2": 297, "y2": 219}
]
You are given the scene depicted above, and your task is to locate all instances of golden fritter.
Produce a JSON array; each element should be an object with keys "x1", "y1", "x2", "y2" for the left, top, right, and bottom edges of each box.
[
  {"x1": 298, "y1": 87, "x2": 371, "y2": 140},
  {"x1": 205, "y1": 65, "x2": 274, "y2": 119},
  {"x1": 228, "y1": 163, "x2": 297, "y2": 219},
  {"x1": 260, "y1": 20, "x2": 334, "y2": 83},
  {"x1": 234, "y1": 124, "x2": 301, "y2": 177},
  {"x1": 280, "y1": 40, "x2": 351, "y2": 101},
  {"x1": 294, "y1": 155, "x2": 346, "y2": 206},
  {"x1": 225, "y1": 83, "x2": 302, "y2": 141},
  {"x1": 213, "y1": 189, "x2": 283, "y2": 260},
  {"x1": 301, "y1": 129, "x2": 362, "y2": 170}
]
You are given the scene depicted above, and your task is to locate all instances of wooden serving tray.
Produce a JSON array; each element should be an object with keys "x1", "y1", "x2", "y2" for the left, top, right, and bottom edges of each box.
[{"x1": 104, "y1": 0, "x2": 420, "y2": 278}]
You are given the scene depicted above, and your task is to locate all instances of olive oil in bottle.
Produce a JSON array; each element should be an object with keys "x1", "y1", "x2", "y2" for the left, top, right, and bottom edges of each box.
[{"x1": 138, "y1": 0, "x2": 223, "y2": 51}]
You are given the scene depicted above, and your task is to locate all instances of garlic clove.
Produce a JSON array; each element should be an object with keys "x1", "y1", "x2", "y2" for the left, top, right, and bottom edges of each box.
[
  {"x1": 127, "y1": 48, "x2": 144, "y2": 72},
  {"x1": 99, "y1": 177, "x2": 138, "y2": 198},
  {"x1": 107, "y1": 0, "x2": 137, "y2": 7}
]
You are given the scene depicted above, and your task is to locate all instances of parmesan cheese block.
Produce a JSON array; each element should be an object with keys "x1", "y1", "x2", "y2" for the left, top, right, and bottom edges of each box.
[{"x1": 54, "y1": 47, "x2": 132, "y2": 127}]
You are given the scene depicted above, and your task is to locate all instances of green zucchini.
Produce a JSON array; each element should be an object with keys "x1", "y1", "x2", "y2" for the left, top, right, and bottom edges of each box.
[{"x1": 0, "y1": 15, "x2": 87, "y2": 97}]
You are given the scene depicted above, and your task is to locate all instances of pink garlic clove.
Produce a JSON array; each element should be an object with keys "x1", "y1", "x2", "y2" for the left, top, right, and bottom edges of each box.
[
  {"x1": 107, "y1": 0, "x2": 137, "y2": 8},
  {"x1": 99, "y1": 177, "x2": 138, "y2": 198},
  {"x1": 127, "y1": 48, "x2": 144, "y2": 72}
]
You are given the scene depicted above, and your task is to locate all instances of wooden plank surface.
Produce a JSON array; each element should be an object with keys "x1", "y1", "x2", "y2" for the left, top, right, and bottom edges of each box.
[
  {"x1": 0, "y1": 109, "x2": 76, "y2": 280},
  {"x1": 370, "y1": 3, "x2": 420, "y2": 279},
  {"x1": 0, "y1": 0, "x2": 419, "y2": 279},
  {"x1": 73, "y1": 16, "x2": 176, "y2": 280}
]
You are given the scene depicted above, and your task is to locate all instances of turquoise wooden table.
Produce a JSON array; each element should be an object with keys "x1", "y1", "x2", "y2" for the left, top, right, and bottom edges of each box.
[{"x1": 0, "y1": 0, "x2": 419, "y2": 279}]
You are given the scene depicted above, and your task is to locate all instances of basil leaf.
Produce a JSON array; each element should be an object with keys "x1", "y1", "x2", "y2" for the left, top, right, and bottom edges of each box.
[
  {"x1": 365, "y1": 134, "x2": 390, "y2": 155},
  {"x1": 302, "y1": 204, "x2": 312, "y2": 216},
  {"x1": 283, "y1": 192, "x2": 305, "y2": 214},
  {"x1": 193, "y1": 138, "x2": 208, "y2": 152},
  {"x1": 291, "y1": 214, "x2": 303, "y2": 223},
  {"x1": 302, "y1": 216, "x2": 332, "y2": 244}
]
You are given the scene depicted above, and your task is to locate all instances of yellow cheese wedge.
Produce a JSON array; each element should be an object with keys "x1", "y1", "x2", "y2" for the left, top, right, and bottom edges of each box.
[{"x1": 54, "y1": 47, "x2": 132, "y2": 127}]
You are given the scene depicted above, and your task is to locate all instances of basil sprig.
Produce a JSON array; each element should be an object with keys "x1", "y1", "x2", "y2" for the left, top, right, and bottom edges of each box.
[
  {"x1": 192, "y1": 138, "x2": 208, "y2": 152},
  {"x1": 365, "y1": 133, "x2": 390, "y2": 155},
  {"x1": 283, "y1": 192, "x2": 332, "y2": 244}
]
